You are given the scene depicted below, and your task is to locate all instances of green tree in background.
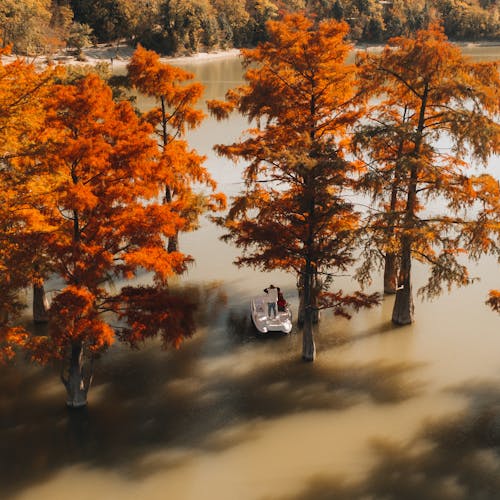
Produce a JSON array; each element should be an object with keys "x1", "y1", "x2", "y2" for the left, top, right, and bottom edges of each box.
[
  {"x1": 247, "y1": 0, "x2": 279, "y2": 45},
  {"x1": 2, "y1": 0, "x2": 499, "y2": 57},
  {"x1": 66, "y1": 22, "x2": 92, "y2": 58},
  {"x1": 69, "y1": 0, "x2": 134, "y2": 42},
  {"x1": 212, "y1": 0, "x2": 250, "y2": 47},
  {"x1": 0, "y1": 0, "x2": 52, "y2": 54}
]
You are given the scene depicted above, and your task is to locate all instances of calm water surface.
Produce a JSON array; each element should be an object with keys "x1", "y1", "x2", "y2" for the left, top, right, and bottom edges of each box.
[{"x1": 1, "y1": 45, "x2": 500, "y2": 500}]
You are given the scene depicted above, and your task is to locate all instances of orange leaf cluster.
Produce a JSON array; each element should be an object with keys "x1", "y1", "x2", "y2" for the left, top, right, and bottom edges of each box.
[
  {"x1": 0, "y1": 50, "x2": 62, "y2": 359},
  {"x1": 117, "y1": 286, "x2": 197, "y2": 349},
  {"x1": 487, "y1": 290, "x2": 500, "y2": 313},
  {"x1": 127, "y1": 45, "x2": 226, "y2": 245},
  {"x1": 212, "y1": 13, "x2": 379, "y2": 342},
  {"x1": 355, "y1": 21, "x2": 500, "y2": 304},
  {"x1": 0, "y1": 63, "x2": 208, "y2": 363}
]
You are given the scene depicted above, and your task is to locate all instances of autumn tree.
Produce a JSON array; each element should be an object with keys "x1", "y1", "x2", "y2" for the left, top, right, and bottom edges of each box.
[
  {"x1": 437, "y1": 0, "x2": 499, "y2": 40},
  {"x1": 22, "y1": 73, "x2": 197, "y2": 407},
  {"x1": 69, "y1": 0, "x2": 137, "y2": 43},
  {"x1": 127, "y1": 45, "x2": 225, "y2": 253},
  {"x1": 353, "y1": 106, "x2": 414, "y2": 295},
  {"x1": 66, "y1": 21, "x2": 92, "y2": 58},
  {"x1": 0, "y1": 0, "x2": 53, "y2": 54},
  {"x1": 153, "y1": 0, "x2": 219, "y2": 54},
  {"x1": 212, "y1": 0, "x2": 250, "y2": 47},
  {"x1": 208, "y1": 13, "x2": 379, "y2": 361},
  {"x1": 0, "y1": 46, "x2": 61, "y2": 358},
  {"x1": 246, "y1": 0, "x2": 279, "y2": 45},
  {"x1": 487, "y1": 290, "x2": 500, "y2": 312},
  {"x1": 356, "y1": 23, "x2": 500, "y2": 325},
  {"x1": 47, "y1": 0, "x2": 74, "y2": 54}
]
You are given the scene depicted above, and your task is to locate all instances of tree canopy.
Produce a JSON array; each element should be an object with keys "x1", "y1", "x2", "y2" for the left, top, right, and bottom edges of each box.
[
  {"x1": 0, "y1": 46, "x2": 61, "y2": 362},
  {"x1": 356, "y1": 22, "x2": 500, "y2": 324},
  {"x1": 127, "y1": 45, "x2": 225, "y2": 252},
  {"x1": 28, "y1": 72, "x2": 200, "y2": 406},
  {"x1": 209, "y1": 13, "x2": 380, "y2": 361},
  {"x1": 0, "y1": 62, "x2": 206, "y2": 406}
]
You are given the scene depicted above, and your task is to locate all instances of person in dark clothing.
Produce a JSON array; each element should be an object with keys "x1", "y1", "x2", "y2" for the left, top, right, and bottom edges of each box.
[{"x1": 277, "y1": 287, "x2": 286, "y2": 312}]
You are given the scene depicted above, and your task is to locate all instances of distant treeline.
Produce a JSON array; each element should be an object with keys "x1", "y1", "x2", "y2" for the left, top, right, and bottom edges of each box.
[{"x1": 1, "y1": 0, "x2": 499, "y2": 56}]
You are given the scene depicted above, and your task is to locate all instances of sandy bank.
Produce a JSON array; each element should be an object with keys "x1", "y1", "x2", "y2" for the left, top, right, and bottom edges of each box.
[
  {"x1": 1, "y1": 44, "x2": 242, "y2": 70},
  {"x1": 76, "y1": 45, "x2": 242, "y2": 68}
]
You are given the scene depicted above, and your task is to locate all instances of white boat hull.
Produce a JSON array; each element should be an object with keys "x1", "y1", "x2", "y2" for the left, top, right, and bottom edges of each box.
[{"x1": 251, "y1": 296, "x2": 292, "y2": 334}]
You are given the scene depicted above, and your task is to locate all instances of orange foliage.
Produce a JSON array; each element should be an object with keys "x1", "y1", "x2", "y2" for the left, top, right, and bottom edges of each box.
[
  {"x1": 356, "y1": 22, "x2": 500, "y2": 322},
  {"x1": 212, "y1": 13, "x2": 380, "y2": 359},
  {"x1": 487, "y1": 290, "x2": 500, "y2": 313},
  {"x1": 127, "y1": 45, "x2": 225, "y2": 251},
  {"x1": 0, "y1": 325, "x2": 28, "y2": 364},
  {"x1": 215, "y1": 13, "x2": 362, "y2": 264},
  {"x1": 118, "y1": 286, "x2": 197, "y2": 349},
  {"x1": 0, "y1": 47, "x2": 61, "y2": 361},
  {"x1": 20, "y1": 73, "x2": 197, "y2": 364},
  {"x1": 26, "y1": 286, "x2": 115, "y2": 363}
]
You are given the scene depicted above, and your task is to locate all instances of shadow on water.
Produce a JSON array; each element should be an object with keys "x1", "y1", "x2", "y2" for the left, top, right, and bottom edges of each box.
[
  {"x1": 278, "y1": 380, "x2": 500, "y2": 500},
  {"x1": 0, "y1": 282, "x2": 427, "y2": 498}
]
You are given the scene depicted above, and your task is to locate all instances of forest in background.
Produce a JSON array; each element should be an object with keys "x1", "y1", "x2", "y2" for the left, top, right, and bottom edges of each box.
[{"x1": 1, "y1": 0, "x2": 499, "y2": 57}]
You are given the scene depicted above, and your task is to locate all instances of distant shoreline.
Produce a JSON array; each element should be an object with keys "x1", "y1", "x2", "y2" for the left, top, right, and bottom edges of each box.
[
  {"x1": 2, "y1": 40, "x2": 498, "y2": 69},
  {"x1": 0, "y1": 45, "x2": 243, "y2": 69}
]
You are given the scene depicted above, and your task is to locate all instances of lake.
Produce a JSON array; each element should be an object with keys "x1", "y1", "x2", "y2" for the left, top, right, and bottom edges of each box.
[{"x1": 1, "y1": 44, "x2": 499, "y2": 500}]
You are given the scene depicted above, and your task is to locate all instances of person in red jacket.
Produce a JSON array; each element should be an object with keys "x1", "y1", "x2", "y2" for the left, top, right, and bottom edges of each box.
[{"x1": 277, "y1": 287, "x2": 286, "y2": 312}]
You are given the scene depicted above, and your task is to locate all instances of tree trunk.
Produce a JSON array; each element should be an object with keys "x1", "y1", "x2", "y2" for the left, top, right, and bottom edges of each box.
[
  {"x1": 163, "y1": 182, "x2": 179, "y2": 252},
  {"x1": 0, "y1": 306, "x2": 8, "y2": 325},
  {"x1": 167, "y1": 232, "x2": 179, "y2": 253},
  {"x1": 301, "y1": 261, "x2": 316, "y2": 362},
  {"x1": 384, "y1": 107, "x2": 409, "y2": 296},
  {"x1": 383, "y1": 253, "x2": 398, "y2": 294},
  {"x1": 62, "y1": 342, "x2": 92, "y2": 408},
  {"x1": 33, "y1": 283, "x2": 49, "y2": 323},
  {"x1": 392, "y1": 238, "x2": 414, "y2": 325},
  {"x1": 298, "y1": 296, "x2": 321, "y2": 324},
  {"x1": 302, "y1": 317, "x2": 315, "y2": 361},
  {"x1": 297, "y1": 271, "x2": 321, "y2": 325},
  {"x1": 392, "y1": 87, "x2": 427, "y2": 325}
]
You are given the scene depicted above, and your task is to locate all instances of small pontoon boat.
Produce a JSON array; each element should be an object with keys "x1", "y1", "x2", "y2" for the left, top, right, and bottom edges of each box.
[{"x1": 250, "y1": 295, "x2": 292, "y2": 334}]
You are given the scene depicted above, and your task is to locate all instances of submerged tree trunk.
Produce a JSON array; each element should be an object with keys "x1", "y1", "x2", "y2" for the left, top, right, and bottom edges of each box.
[
  {"x1": 384, "y1": 107, "x2": 410, "y2": 295},
  {"x1": 161, "y1": 95, "x2": 180, "y2": 253},
  {"x1": 298, "y1": 271, "x2": 321, "y2": 325},
  {"x1": 302, "y1": 317, "x2": 315, "y2": 361},
  {"x1": 392, "y1": 237, "x2": 414, "y2": 325},
  {"x1": 33, "y1": 283, "x2": 49, "y2": 323},
  {"x1": 391, "y1": 90, "x2": 426, "y2": 325},
  {"x1": 62, "y1": 341, "x2": 92, "y2": 408},
  {"x1": 301, "y1": 260, "x2": 316, "y2": 361},
  {"x1": 383, "y1": 253, "x2": 398, "y2": 294},
  {"x1": 384, "y1": 173, "x2": 400, "y2": 295},
  {"x1": 298, "y1": 298, "x2": 320, "y2": 324}
]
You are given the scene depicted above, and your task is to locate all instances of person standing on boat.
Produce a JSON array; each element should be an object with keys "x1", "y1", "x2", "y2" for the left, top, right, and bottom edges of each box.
[
  {"x1": 264, "y1": 284, "x2": 278, "y2": 318},
  {"x1": 277, "y1": 287, "x2": 286, "y2": 312}
]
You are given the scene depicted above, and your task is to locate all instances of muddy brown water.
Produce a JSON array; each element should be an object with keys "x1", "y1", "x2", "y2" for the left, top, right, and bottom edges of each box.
[{"x1": 1, "y1": 45, "x2": 499, "y2": 500}]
